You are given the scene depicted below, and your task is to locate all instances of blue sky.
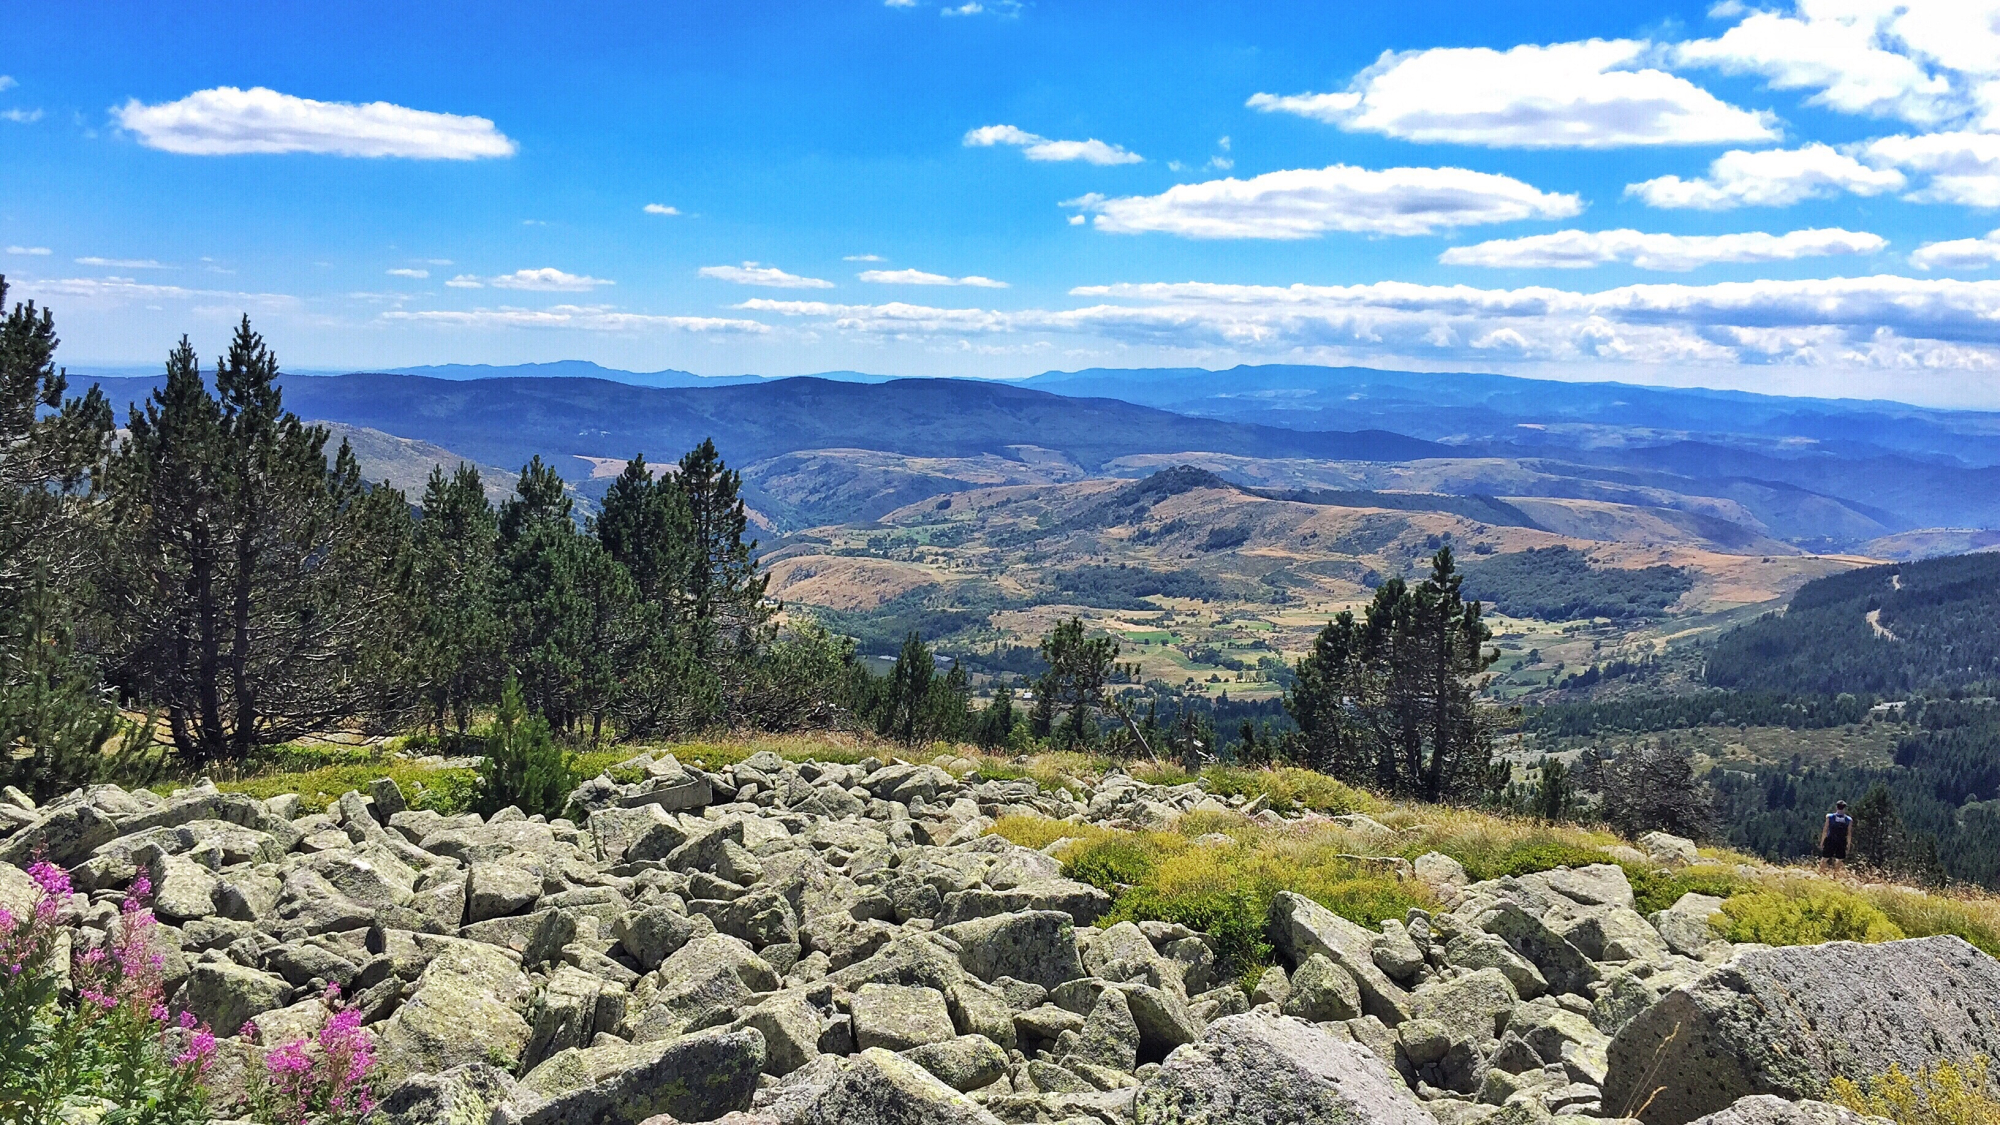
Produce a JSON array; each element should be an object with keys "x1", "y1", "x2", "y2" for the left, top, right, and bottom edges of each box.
[{"x1": 7, "y1": 1, "x2": 2000, "y2": 404}]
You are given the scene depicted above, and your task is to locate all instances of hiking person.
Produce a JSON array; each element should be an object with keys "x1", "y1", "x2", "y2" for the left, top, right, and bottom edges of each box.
[{"x1": 1820, "y1": 800, "x2": 1853, "y2": 872}]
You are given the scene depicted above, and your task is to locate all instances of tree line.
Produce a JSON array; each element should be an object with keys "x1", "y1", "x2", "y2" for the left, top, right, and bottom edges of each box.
[
  {"x1": 0, "y1": 295, "x2": 888, "y2": 795},
  {"x1": 2, "y1": 286, "x2": 1524, "y2": 817}
]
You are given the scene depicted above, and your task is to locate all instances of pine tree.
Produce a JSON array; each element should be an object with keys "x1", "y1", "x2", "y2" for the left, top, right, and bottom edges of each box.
[
  {"x1": 878, "y1": 632, "x2": 937, "y2": 746},
  {"x1": 475, "y1": 678, "x2": 576, "y2": 819},
  {"x1": 1036, "y1": 617, "x2": 1119, "y2": 751},
  {"x1": 497, "y1": 457, "x2": 637, "y2": 737},
  {"x1": 0, "y1": 278, "x2": 125, "y2": 795},
  {"x1": 105, "y1": 320, "x2": 412, "y2": 762},
  {"x1": 975, "y1": 682, "x2": 1016, "y2": 750},
  {"x1": 596, "y1": 455, "x2": 707, "y2": 737},
  {"x1": 1286, "y1": 549, "x2": 1499, "y2": 802},
  {"x1": 411, "y1": 464, "x2": 502, "y2": 735},
  {"x1": 676, "y1": 439, "x2": 771, "y2": 659}
]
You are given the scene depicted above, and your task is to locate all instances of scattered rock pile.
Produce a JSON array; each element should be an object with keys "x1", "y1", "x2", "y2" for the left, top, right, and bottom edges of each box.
[{"x1": 3, "y1": 752, "x2": 1997, "y2": 1125}]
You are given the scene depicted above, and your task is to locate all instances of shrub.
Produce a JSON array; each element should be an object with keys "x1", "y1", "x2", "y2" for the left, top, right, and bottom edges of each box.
[
  {"x1": 1715, "y1": 885, "x2": 1905, "y2": 946},
  {"x1": 1105, "y1": 886, "x2": 1271, "y2": 983},
  {"x1": 1625, "y1": 865, "x2": 1752, "y2": 915},
  {"x1": 1063, "y1": 835, "x2": 1161, "y2": 889},
  {"x1": 1460, "y1": 841, "x2": 1613, "y2": 882},
  {"x1": 475, "y1": 680, "x2": 577, "y2": 819},
  {"x1": 1831, "y1": 1057, "x2": 2000, "y2": 1125}
]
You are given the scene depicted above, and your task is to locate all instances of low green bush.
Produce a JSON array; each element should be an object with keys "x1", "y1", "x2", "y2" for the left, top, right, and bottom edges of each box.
[
  {"x1": 1715, "y1": 885, "x2": 1905, "y2": 946},
  {"x1": 1103, "y1": 886, "x2": 1272, "y2": 984},
  {"x1": 1063, "y1": 836, "x2": 1160, "y2": 890},
  {"x1": 1458, "y1": 841, "x2": 1612, "y2": 882},
  {"x1": 1625, "y1": 865, "x2": 1752, "y2": 915}
]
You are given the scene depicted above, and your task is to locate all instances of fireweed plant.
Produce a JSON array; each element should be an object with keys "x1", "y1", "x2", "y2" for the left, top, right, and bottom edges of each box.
[
  {"x1": 248, "y1": 983, "x2": 379, "y2": 1125},
  {"x1": 0, "y1": 862, "x2": 213, "y2": 1125}
]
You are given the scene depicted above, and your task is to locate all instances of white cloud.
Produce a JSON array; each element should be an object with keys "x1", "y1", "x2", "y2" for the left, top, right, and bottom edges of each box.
[
  {"x1": 1, "y1": 109, "x2": 42, "y2": 123},
  {"x1": 845, "y1": 254, "x2": 885, "y2": 262},
  {"x1": 425, "y1": 258, "x2": 454, "y2": 265},
  {"x1": 1673, "y1": 1, "x2": 2000, "y2": 129},
  {"x1": 1910, "y1": 229, "x2": 2000, "y2": 271},
  {"x1": 386, "y1": 267, "x2": 429, "y2": 278},
  {"x1": 76, "y1": 256, "x2": 170, "y2": 269},
  {"x1": 114, "y1": 86, "x2": 516, "y2": 159},
  {"x1": 0, "y1": 77, "x2": 14, "y2": 92},
  {"x1": 698, "y1": 262, "x2": 834, "y2": 288},
  {"x1": 6, "y1": 246, "x2": 50, "y2": 255},
  {"x1": 382, "y1": 305, "x2": 769, "y2": 333},
  {"x1": 885, "y1": 0, "x2": 917, "y2": 6},
  {"x1": 488, "y1": 268, "x2": 613, "y2": 292},
  {"x1": 1628, "y1": 143, "x2": 1906, "y2": 209},
  {"x1": 737, "y1": 298, "x2": 1014, "y2": 334},
  {"x1": 859, "y1": 268, "x2": 1008, "y2": 288},
  {"x1": 1441, "y1": 227, "x2": 1886, "y2": 270},
  {"x1": 1071, "y1": 164, "x2": 1581, "y2": 239},
  {"x1": 1674, "y1": 8, "x2": 1955, "y2": 124},
  {"x1": 643, "y1": 203, "x2": 681, "y2": 215},
  {"x1": 445, "y1": 274, "x2": 485, "y2": 289},
  {"x1": 741, "y1": 274, "x2": 2000, "y2": 372},
  {"x1": 22, "y1": 276, "x2": 295, "y2": 309},
  {"x1": 942, "y1": 2, "x2": 982, "y2": 14},
  {"x1": 1249, "y1": 39, "x2": 1776, "y2": 148},
  {"x1": 1863, "y1": 132, "x2": 2000, "y2": 207},
  {"x1": 964, "y1": 124, "x2": 1142, "y2": 165}
]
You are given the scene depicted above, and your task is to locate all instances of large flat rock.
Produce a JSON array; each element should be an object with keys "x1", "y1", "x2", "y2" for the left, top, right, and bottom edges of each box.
[{"x1": 1605, "y1": 936, "x2": 2000, "y2": 1125}]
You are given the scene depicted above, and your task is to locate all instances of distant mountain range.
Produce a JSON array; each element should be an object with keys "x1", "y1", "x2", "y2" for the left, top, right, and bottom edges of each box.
[{"x1": 70, "y1": 361, "x2": 2000, "y2": 547}]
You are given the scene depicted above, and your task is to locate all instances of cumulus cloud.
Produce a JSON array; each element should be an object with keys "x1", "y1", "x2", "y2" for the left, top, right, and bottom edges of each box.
[
  {"x1": 1070, "y1": 164, "x2": 1581, "y2": 239},
  {"x1": 698, "y1": 262, "x2": 834, "y2": 288},
  {"x1": 1628, "y1": 144, "x2": 1906, "y2": 209},
  {"x1": 858, "y1": 268, "x2": 1007, "y2": 287},
  {"x1": 445, "y1": 274, "x2": 485, "y2": 289},
  {"x1": 1248, "y1": 40, "x2": 1776, "y2": 148},
  {"x1": 382, "y1": 306, "x2": 768, "y2": 333},
  {"x1": 386, "y1": 267, "x2": 429, "y2": 278},
  {"x1": 0, "y1": 77, "x2": 14, "y2": 91},
  {"x1": 1, "y1": 109, "x2": 42, "y2": 123},
  {"x1": 76, "y1": 256, "x2": 169, "y2": 269},
  {"x1": 1675, "y1": 8, "x2": 1954, "y2": 124},
  {"x1": 844, "y1": 254, "x2": 885, "y2": 262},
  {"x1": 1674, "y1": 1, "x2": 2000, "y2": 129},
  {"x1": 963, "y1": 124, "x2": 1142, "y2": 165},
  {"x1": 1440, "y1": 227, "x2": 1886, "y2": 270},
  {"x1": 114, "y1": 86, "x2": 516, "y2": 159},
  {"x1": 1910, "y1": 230, "x2": 2000, "y2": 271},
  {"x1": 487, "y1": 268, "x2": 612, "y2": 292},
  {"x1": 1863, "y1": 132, "x2": 2000, "y2": 207},
  {"x1": 6, "y1": 246, "x2": 50, "y2": 255},
  {"x1": 643, "y1": 203, "x2": 681, "y2": 215}
]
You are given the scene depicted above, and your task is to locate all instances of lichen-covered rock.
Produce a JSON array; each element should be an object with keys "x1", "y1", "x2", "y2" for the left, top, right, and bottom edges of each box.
[
  {"x1": 901, "y1": 1034, "x2": 1009, "y2": 1092},
  {"x1": 1283, "y1": 952, "x2": 1363, "y2": 1022},
  {"x1": 852, "y1": 983, "x2": 957, "y2": 1052},
  {"x1": 372, "y1": 1063, "x2": 517, "y2": 1125},
  {"x1": 1605, "y1": 936, "x2": 2000, "y2": 1125},
  {"x1": 939, "y1": 909, "x2": 1085, "y2": 993},
  {"x1": 376, "y1": 940, "x2": 534, "y2": 1084},
  {"x1": 776, "y1": 1047, "x2": 1006, "y2": 1125},
  {"x1": 1133, "y1": 1011, "x2": 1434, "y2": 1125},
  {"x1": 1684, "y1": 1096, "x2": 1890, "y2": 1125},
  {"x1": 1268, "y1": 891, "x2": 1412, "y2": 1024},
  {"x1": 498, "y1": 1027, "x2": 765, "y2": 1125},
  {"x1": 179, "y1": 961, "x2": 292, "y2": 1037}
]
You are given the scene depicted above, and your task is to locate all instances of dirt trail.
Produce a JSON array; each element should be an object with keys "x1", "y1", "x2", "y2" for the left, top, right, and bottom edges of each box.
[{"x1": 1867, "y1": 607, "x2": 1900, "y2": 641}]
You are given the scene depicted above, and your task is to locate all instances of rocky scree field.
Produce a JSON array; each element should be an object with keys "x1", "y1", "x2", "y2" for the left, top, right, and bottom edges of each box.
[{"x1": 4, "y1": 751, "x2": 1998, "y2": 1125}]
